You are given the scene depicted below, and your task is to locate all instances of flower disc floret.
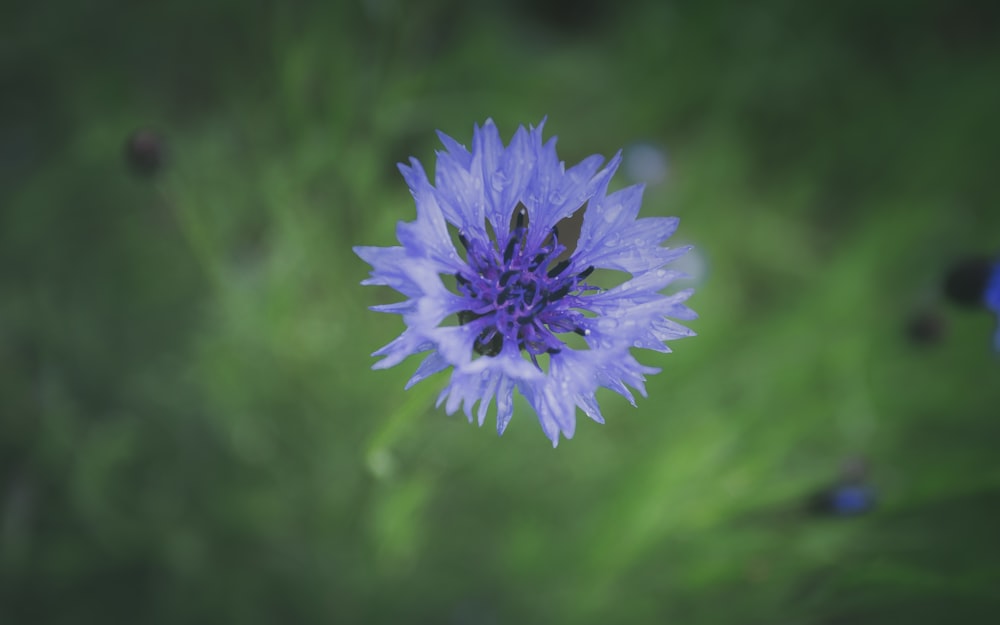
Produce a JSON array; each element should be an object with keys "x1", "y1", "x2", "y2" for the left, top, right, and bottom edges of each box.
[{"x1": 454, "y1": 210, "x2": 595, "y2": 363}]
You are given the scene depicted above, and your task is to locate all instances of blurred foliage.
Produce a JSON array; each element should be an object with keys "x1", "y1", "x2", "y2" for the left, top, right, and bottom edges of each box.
[{"x1": 2, "y1": 0, "x2": 1000, "y2": 623}]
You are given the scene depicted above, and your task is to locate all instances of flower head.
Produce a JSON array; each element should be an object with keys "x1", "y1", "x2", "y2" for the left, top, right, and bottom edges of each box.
[
  {"x1": 985, "y1": 262, "x2": 1000, "y2": 350},
  {"x1": 354, "y1": 119, "x2": 696, "y2": 446}
]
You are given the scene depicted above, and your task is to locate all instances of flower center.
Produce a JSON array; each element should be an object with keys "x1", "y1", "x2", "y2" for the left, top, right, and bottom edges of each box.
[{"x1": 454, "y1": 210, "x2": 594, "y2": 363}]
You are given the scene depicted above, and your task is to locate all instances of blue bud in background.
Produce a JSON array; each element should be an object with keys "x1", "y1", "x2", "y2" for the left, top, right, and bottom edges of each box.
[{"x1": 828, "y1": 484, "x2": 877, "y2": 516}]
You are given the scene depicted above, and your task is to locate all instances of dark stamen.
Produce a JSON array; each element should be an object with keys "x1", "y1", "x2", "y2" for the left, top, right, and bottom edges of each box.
[
  {"x1": 573, "y1": 327, "x2": 588, "y2": 336},
  {"x1": 474, "y1": 331, "x2": 503, "y2": 357},
  {"x1": 524, "y1": 283, "x2": 537, "y2": 304},
  {"x1": 457, "y1": 310, "x2": 484, "y2": 325},
  {"x1": 515, "y1": 208, "x2": 525, "y2": 229},
  {"x1": 497, "y1": 288, "x2": 512, "y2": 305},
  {"x1": 458, "y1": 232, "x2": 470, "y2": 251},
  {"x1": 499, "y1": 270, "x2": 517, "y2": 287},
  {"x1": 455, "y1": 273, "x2": 470, "y2": 286},
  {"x1": 503, "y1": 236, "x2": 518, "y2": 265},
  {"x1": 546, "y1": 347, "x2": 561, "y2": 355},
  {"x1": 548, "y1": 285, "x2": 571, "y2": 301},
  {"x1": 577, "y1": 266, "x2": 595, "y2": 280},
  {"x1": 547, "y1": 259, "x2": 571, "y2": 278}
]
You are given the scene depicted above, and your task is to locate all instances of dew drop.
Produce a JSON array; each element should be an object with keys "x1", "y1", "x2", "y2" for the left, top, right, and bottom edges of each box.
[
  {"x1": 597, "y1": 318, "x2": 619, "y2": 330},
  {"x1": 602, "y1": 204, "x2": 621, "y2": 223},
  {"x1": 603, "y1": 234, "x2": 620, "y2": 248},
  {"x1": 656, "y1": 269, "x2": 666, "y2": 278},
  {"x1": 491, "y1": 172, "x2": 508, "y2": 192}
]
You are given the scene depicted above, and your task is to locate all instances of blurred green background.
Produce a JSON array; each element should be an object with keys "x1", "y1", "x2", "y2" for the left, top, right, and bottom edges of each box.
[{"x1": 3, "y1": 0, "x2": 1000, "y2": 623}]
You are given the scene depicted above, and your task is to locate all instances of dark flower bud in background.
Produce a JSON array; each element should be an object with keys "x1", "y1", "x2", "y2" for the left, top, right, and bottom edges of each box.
[
  {"x1": 943, "y1": 256, "x2": 992, "y2": 308},
  {"x1": 942, "y1": 255, "x2": 1000, "y2": 350},
  {"x1": 806, "y1": 456, "x2": 876, "y2": 518},
  {"x1": 124, "y1": 129, "x2": 166, "y2": 176},
  {"x1": 905, "y1": 310, "x2": 946, "y2": 345}
]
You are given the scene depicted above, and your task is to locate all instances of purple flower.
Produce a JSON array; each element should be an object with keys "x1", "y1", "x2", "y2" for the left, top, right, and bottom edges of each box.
[
  {"x1": 986, "y1": 262, "x2": 1000, "y2": 350},
  {"x1": 354, "y1": 120, "x2": 696, "y2": 446}
]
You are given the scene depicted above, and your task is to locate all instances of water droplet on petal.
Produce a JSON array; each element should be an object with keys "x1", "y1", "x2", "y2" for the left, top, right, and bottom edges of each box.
[
  {"x1": 597, "y1": 318, "x2": 619, "y2": 330},
  {"x1": 633, "y1": 340, "x2": 642, "y2": 347},
  {"x1": 602, "y1": 204, "x2": 621, "y2": 223},
  {"x1": 491, "y1": 172, "x2": 508, "y2": 192}
]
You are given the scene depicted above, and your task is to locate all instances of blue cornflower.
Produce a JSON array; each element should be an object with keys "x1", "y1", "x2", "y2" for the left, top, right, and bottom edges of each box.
[
  {"x1": 354, "y1": 120, "x2": 696, "y2": 446},
  {"x1": 986, "y1": 262, "x2": 1000, "y2": 350}
]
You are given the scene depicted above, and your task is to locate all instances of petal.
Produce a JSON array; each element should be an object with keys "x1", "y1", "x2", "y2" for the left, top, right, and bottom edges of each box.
[
  {"x1": 435, "y1": 129, "x2": 472, "y2": 168},
  {"x1": 580, "y1": 288, "x2": 696, "y2": 353},
  {"x1": 464, "y1": 339, "x2": 545, "y2": 382},
  {"x1": 353, "y1": 245, "x2": 423, "y2": 298},
  {"x1": 372, "y1": 329, "x2": 434, "y2": 370},
  {"x1": 405, "y1": 351, "x2": 451, "y2": 390},
  {"x1": 582, "y1": 268, "x2": 688, "y2": 309},
  {"x1": 426, "y1": 325, "x2": 481, "y2": 369},
  {"x1": 549, "y1": 348, "x2": 604, "y2": 423},
  {"x1": 494, "y1": 375, "x2": 516, "y2": 435},
  {"x1": 594, "y1": 350, "x2": 660, "y2": 405},
  {"x1": 575, "y1": 184, "x2": 688, "y2": 274},
  {"x1": 579, "y1": 182, "x2": 643, "y2": 250},
  {"x1": 395, "y1": 161, "x2": 470, "y2": 273},
  {"x1": 398, "y1": 158, "x2": 464, "y2": 230},
  {"x1": 435, "y1": 349, "x2": 530, "y2": 429},
  {"x1": 433, "y1": 137, "x2": 488, "y2": 234},
  {"x1": 518, "y1": 374, "x2": 574, "y2": 446},
  {"x1": 369, "y1": 300, "x2": 416, "y2": 315},
  {"x1": 480, "y1": 122, "x2": 536, "y2": 241}
]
